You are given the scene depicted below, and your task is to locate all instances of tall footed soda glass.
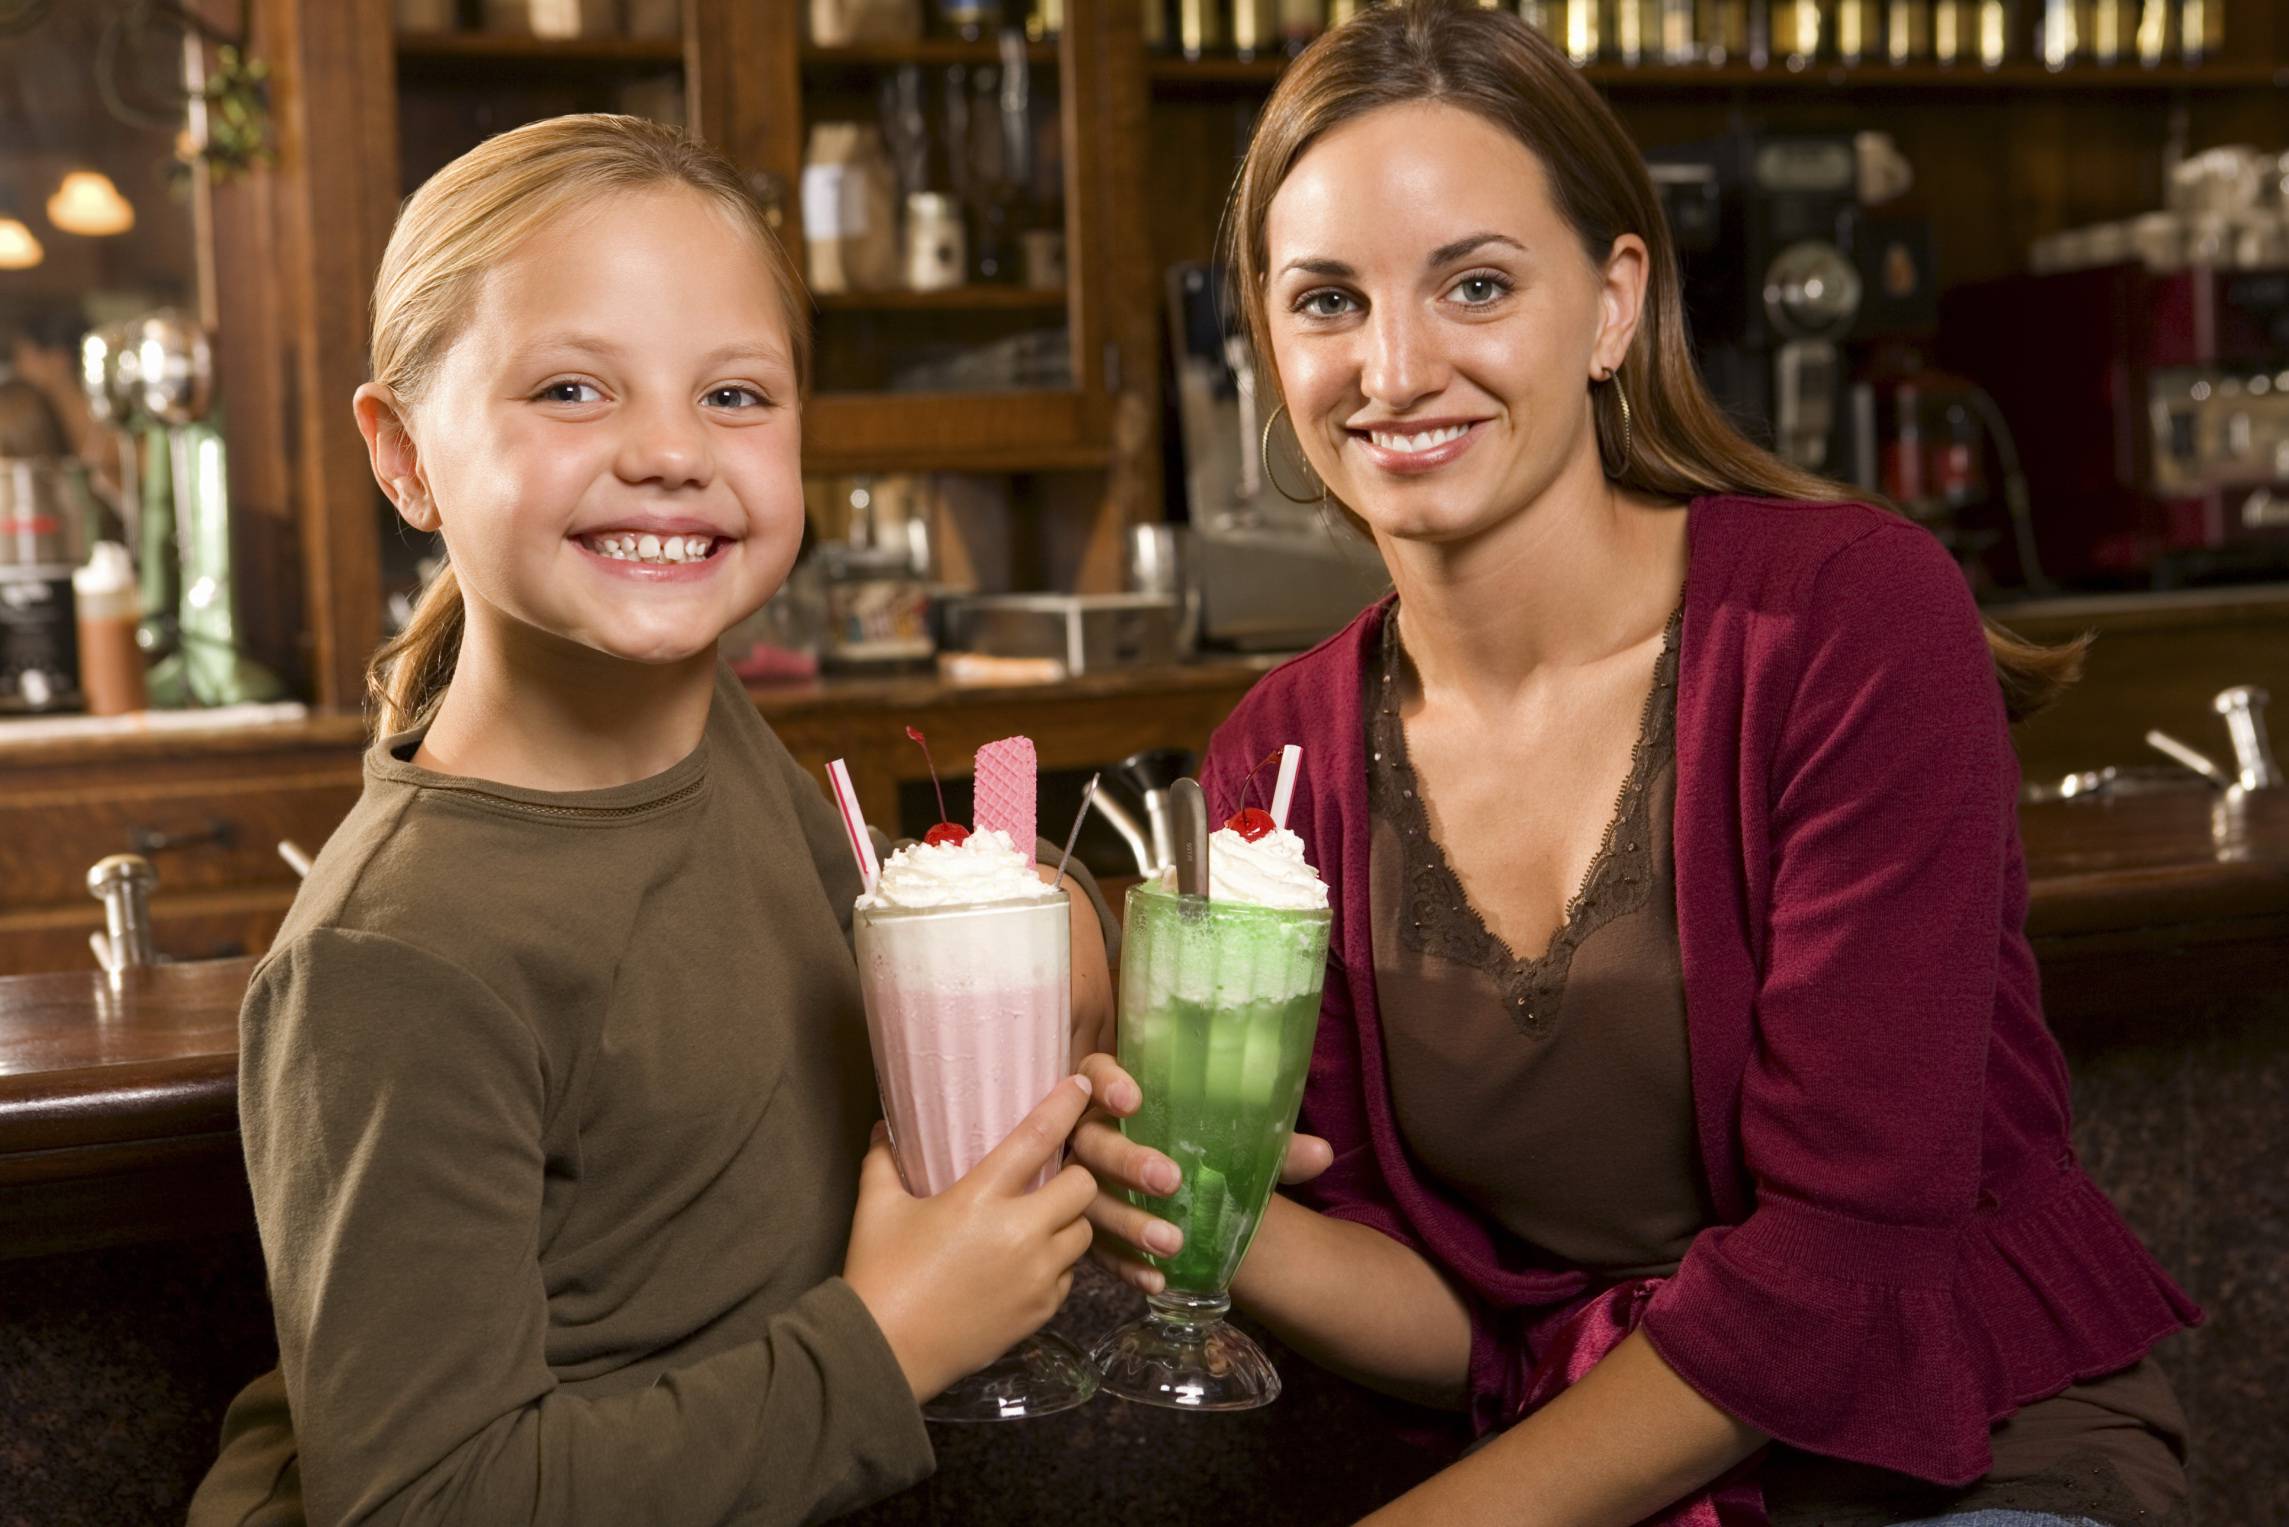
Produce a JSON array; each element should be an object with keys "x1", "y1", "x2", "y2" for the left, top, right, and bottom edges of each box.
[
  {"x1": 853, "y1": 893, "x2": 1099, "y2": 1421},
  {"x1": 1091, "y1": 883, "x2": 1332, "y2": 1409}
]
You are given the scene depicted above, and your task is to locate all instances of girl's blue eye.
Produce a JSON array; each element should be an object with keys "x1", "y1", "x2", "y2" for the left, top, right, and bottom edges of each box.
[
  {"x1": 1450, "y1": 273, "x2": 1510, "y2": 306},
  {"x1": 704, "y1": 385, "x2": 767, "y2": 409},
  {"x1": 536, "y1": 380, "x2": 603, "y2": 404},
  {"x1": 1296, "y1": 289, "x2": 1356, "y2": 319}
]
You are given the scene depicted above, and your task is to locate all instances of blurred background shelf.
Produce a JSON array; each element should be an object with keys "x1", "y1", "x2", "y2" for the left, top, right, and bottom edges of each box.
[
  {"x1": 801, "y1": 40, "x2": 1060, "y2": 71},
  {"x1": 813, "y1": 286, "x2": 1069, "y2": 312},
  {"x1": 1147, "y1": 56, "x2": 2287, "y2": 92},
  {"x1": 393, "y1": 31, "x2": 684, "y2": 68}
]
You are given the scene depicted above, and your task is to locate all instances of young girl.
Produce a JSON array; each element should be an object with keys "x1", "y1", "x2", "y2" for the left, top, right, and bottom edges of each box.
[
  {"x1": 1078, "y1": 6, "x2": 2196, "y2": 1525},
  {"x1": 189, "y1": 115, "x2": 1103, "y2": 1526}
]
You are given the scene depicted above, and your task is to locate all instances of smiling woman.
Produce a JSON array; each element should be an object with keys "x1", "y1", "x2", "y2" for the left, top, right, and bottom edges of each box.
[{"x1": 1067, "y1": 6, "x2": 2200, "y2": 1527}]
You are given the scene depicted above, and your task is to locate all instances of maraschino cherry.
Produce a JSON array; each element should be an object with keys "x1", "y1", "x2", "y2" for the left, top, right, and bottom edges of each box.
[
  {"x1": 1220, "y1": 747, "x2": 1288, "y2": 842},
  {"x1": 1223, "y1": 806, "x2": 1277, "y2": 842},
  {"x1": 906, "y1": 726, "x2": 970, "y2": 846}
]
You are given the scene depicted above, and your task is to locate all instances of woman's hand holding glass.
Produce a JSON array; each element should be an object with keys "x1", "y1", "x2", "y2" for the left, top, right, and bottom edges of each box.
[{"x1": 1068, "y1": 1051, "x2": 1334, "y2": 1296}]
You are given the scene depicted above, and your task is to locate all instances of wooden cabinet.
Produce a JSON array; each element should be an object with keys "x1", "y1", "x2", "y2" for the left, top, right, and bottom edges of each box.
[{"x1": 0, "y1": 723, "x2": 365, "y2": 975}]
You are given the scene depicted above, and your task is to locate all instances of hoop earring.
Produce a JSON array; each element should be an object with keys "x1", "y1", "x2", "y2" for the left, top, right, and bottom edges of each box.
[
  {"x1": 1596, "y1": 368, "x2": 1634, "y2": 478},
  {"x1": 1261, "y1": 403, "x2": 1326, "y2": 505}
]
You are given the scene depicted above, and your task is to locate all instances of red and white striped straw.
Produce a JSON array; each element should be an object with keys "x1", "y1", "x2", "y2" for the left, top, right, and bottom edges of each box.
[
  {"x1": 826, "y1": 758, "x2": 881, "y2": 894},
  {"x1": 1269, "y1": 743, "x2": 1303, "y2": 829}
]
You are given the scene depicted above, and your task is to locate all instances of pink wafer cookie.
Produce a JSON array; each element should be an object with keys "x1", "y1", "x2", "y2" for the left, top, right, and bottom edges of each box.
[{"x1": 971, "y1": 736, "x2": 1037, "y2": 849}]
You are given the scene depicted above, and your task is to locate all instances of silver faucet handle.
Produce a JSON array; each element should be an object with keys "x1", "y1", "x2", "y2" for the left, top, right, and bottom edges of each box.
[
  {"x1": 2213, "y1": 686, "x2": 2283, "y2": 791},
  {"x1": 86, "y1": 852, "x2": 159, "y2": 975}
]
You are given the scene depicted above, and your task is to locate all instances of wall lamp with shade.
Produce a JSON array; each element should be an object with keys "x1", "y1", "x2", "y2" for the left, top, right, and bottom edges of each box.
[
  {"x1": 0, "y1": 212, "x2": 43, "y2": 271},
  {"x1": 47, "y1": 171, "x2": 136, "y2": 238}
]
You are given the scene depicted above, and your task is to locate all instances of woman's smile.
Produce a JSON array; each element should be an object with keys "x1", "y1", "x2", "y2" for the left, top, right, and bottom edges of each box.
[{"x1": 1348, "y1": 417, "x2": 1491, "y2": 475}]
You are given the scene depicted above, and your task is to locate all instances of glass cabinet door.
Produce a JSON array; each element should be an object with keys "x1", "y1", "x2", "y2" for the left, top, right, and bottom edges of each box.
[{"x1": 715, "y1": 3, "x2": 1114, "y2": 477}]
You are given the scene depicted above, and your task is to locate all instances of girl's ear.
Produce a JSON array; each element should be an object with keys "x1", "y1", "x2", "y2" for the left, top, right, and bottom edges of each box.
[{"x1": 354, "y1": 383, "x2": 439, "y2": 533}]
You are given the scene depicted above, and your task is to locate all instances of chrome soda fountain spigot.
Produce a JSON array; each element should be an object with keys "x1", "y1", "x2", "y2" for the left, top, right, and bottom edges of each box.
[
  {"x1": 2213, "y1": 686, "x2": 2282, "y2": 792},
  {"x1": 86, "y1": 853, "x2": 158, "y2": 983}
]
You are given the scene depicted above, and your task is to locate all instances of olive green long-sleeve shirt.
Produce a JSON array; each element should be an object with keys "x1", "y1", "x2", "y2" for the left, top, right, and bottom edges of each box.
[{"x1": 189, "y1": 664, "x2": 932, "y2": 1526}]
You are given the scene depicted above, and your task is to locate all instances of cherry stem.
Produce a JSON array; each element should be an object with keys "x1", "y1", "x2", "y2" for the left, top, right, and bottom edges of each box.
[
  {"x1": 906, "y1": 726, "x2": 950, "y2": 823},
  {"x1": 1224, "y1": 748, "x2": 1285, "y2": 821}
]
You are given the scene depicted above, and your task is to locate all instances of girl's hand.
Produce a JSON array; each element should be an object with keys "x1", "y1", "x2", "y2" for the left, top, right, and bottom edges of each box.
[
  {"x1": 843, "y1": 1076, "x2": 1099, "y2": 1404},
  {"x1": 1068, "y1": 1051, "x2": 1334, "y2": 1294}
]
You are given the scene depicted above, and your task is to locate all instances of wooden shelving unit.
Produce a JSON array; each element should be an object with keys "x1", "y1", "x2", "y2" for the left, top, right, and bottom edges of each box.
[
  {"x1": 1147, "y1": 54, "x2": 2286, "y2": 92},
  {"x1": 800, "y1": 39, "x2": 1060, "y2": 70},
  {"x1": 393, "y1": 30, "x2": 683, "y2": 67}
]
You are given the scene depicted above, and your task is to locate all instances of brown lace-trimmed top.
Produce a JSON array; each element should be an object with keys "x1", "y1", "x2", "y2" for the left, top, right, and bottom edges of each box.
[{"x1": 1364, "y1": 602, "x2": 2187, "y2": 1527}]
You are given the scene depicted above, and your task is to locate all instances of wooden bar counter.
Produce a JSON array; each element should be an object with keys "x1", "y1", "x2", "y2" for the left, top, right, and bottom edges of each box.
[
  {"x1": 9, "y1": 788, "x2": 2279, "y2": 1249},
  {"x1": 4, "y1": 750, "x2": 2286, "y2": 1524}
]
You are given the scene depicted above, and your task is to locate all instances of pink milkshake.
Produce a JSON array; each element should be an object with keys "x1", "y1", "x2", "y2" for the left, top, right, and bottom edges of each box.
[
  {"x1": 853, "y1": 888, "x2": 1069, "y2": 1196},
  {"x1": 849, "y1": 824, "x2": 1095, "y2": 1421}
]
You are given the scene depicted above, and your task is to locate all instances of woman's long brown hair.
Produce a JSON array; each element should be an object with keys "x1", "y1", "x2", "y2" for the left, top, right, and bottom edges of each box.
[{"x1": 1224, "y1": 0, "x2": 2080, "y2": 721}]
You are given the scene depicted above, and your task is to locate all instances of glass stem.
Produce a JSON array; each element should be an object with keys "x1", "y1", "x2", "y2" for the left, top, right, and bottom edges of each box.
[{"x1": 1146, "y1": 1289, "x2": 1231, "y2": 1330}]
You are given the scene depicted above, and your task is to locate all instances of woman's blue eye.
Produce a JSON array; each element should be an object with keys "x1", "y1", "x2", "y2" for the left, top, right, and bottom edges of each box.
[
  {"x1": 705, "y1": 385, "x2": 767, "y2": 409},
  {"x1": 1297, "y1": 289, "x2": 1355, "y2": 319},
  {"x1": 1451, "y1": 274, "x2": 1509, "y2": 306},
  {"x1": 536, "y1": 380, "x2": 602, "y2": 404}
]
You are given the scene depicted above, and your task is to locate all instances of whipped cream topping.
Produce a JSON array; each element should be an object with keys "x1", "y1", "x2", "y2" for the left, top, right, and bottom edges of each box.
[
  {"x1": 861, "y1": 827, "x2": 1054, "y2": 910},
  {"x1": 1157, "y1": 824, "x2": 1327, "y2": 910}
]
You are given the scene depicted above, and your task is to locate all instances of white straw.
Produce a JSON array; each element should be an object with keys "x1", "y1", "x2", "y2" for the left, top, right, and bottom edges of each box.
[
  {"x1": 1269, "y1": 743, "x2": 1303, "y2": 829},
  {"x1": 826, "y1": 758, "x2": 881, "y2": 894}
]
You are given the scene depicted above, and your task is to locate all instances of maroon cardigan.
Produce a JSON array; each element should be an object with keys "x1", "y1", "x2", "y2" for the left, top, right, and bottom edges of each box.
[{"x1": 1199, "y1": 496, "x2": 2200, "y2": 1486}]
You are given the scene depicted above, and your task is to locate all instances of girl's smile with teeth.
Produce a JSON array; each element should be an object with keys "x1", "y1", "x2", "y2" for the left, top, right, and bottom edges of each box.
[{"x1": 579, "y1": 531, "x2": 723, "y2": 564}]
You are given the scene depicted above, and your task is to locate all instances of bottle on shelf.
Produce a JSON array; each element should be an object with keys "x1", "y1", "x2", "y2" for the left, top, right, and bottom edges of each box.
[
  {"x1": 1026, "y1": 0, "x2": 1063, "y2": 42},
  {"x1": 1281, "y1": 0, "x2": 1326, "y2": 52},
  {"x1": 1836, "y1": 0, "x2": 1879, "y2": 61},
  {"x1": 813, "y1": 0, "x2": 925, "y2": 46},
  {"x1": 1235, "y1": 0, "x2": 1281, "y2": 60},
  {"x1": 1933, "y1": 0, "x2": 1974, "y2": 62},
  {"x1": 1179, "y1": 0, "x2": 1227, "y2": 59},
  {"x1": 1657, "y1": 0, "x2": 1700, "y2": 62},
  {"x1": 803, "y1": 122, "x2": 901, "y2": 295},
  {"x1": 1615, "y1": 0, "x2": 1657, "y2": 65},
  {"x1": 1974, "y1": 0, "x2": 2008, "y2": 66},
  {"x1": 1771, "y1": 0, "x2": 1824, "y2": 66},
  {"x1": 938, "y1": 0, "x2": 999, "y2": 43},
  {"x1": 2086, "y1": 0, "x2": 2127, "y2": 63},
  {"x1": 2177, "y1": 0, "x2": 2219, "y2": 64},
  {"x1": 2036, "y1": 0, "x2": 2078, "y2": 67},
  {"x1": 73, "y1": 543, "x2": 146, "y2": 717},
  {"x1": 482, "y1": 0, "x2": 618, "y2": 37},
  {"x1": 1144, "y1": 0, "x2": 1171, "y2": 51},
  {"x1": 904, "y1": 192, "x2": 968, "y2": 290},
  {"x1": 1553, "y1": 0, "x2": 1604, "y2": 62},
  {"x1": 1701, "y1": 0, "x2": 1751, "y2": 63},
  {"x1": 1885, "y1": 0, "x2": 1931, "y2": 61}
]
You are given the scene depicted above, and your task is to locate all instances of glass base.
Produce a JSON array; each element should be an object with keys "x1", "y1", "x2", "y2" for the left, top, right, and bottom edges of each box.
[
  {"x1": 922, "y1": 1330, "x2": 1099, "y2": 1423},
  {"x1": 1089, "y1": 1290, "x2": 1282, "y2": 1412}
]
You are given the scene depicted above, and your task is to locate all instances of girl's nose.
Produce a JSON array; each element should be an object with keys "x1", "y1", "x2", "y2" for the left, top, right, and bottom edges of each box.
[
  {"x1": 1360, "y1": 304, "x2": 1449, "y2": 414},
  {"x1": 614, "y1": 398, "x2": 713, "y2": 490}
]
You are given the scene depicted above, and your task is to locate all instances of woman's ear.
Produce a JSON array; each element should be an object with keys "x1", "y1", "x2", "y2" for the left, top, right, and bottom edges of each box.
[
  {"x1": 353, "y1": 383, "x2": 439, "y2": 533},
  {"x1": 1591, "y1": 233, "x2": 1651, "y2": 382}
]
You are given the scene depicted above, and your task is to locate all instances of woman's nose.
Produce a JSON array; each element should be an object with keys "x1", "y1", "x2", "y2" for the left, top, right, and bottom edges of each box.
[
  {"x1": 1360, "y1": 304, "x2": 1448, "y2": 413},
  {"x1": 614, "y1": 397, "x2": 713, "y2": 490}
]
